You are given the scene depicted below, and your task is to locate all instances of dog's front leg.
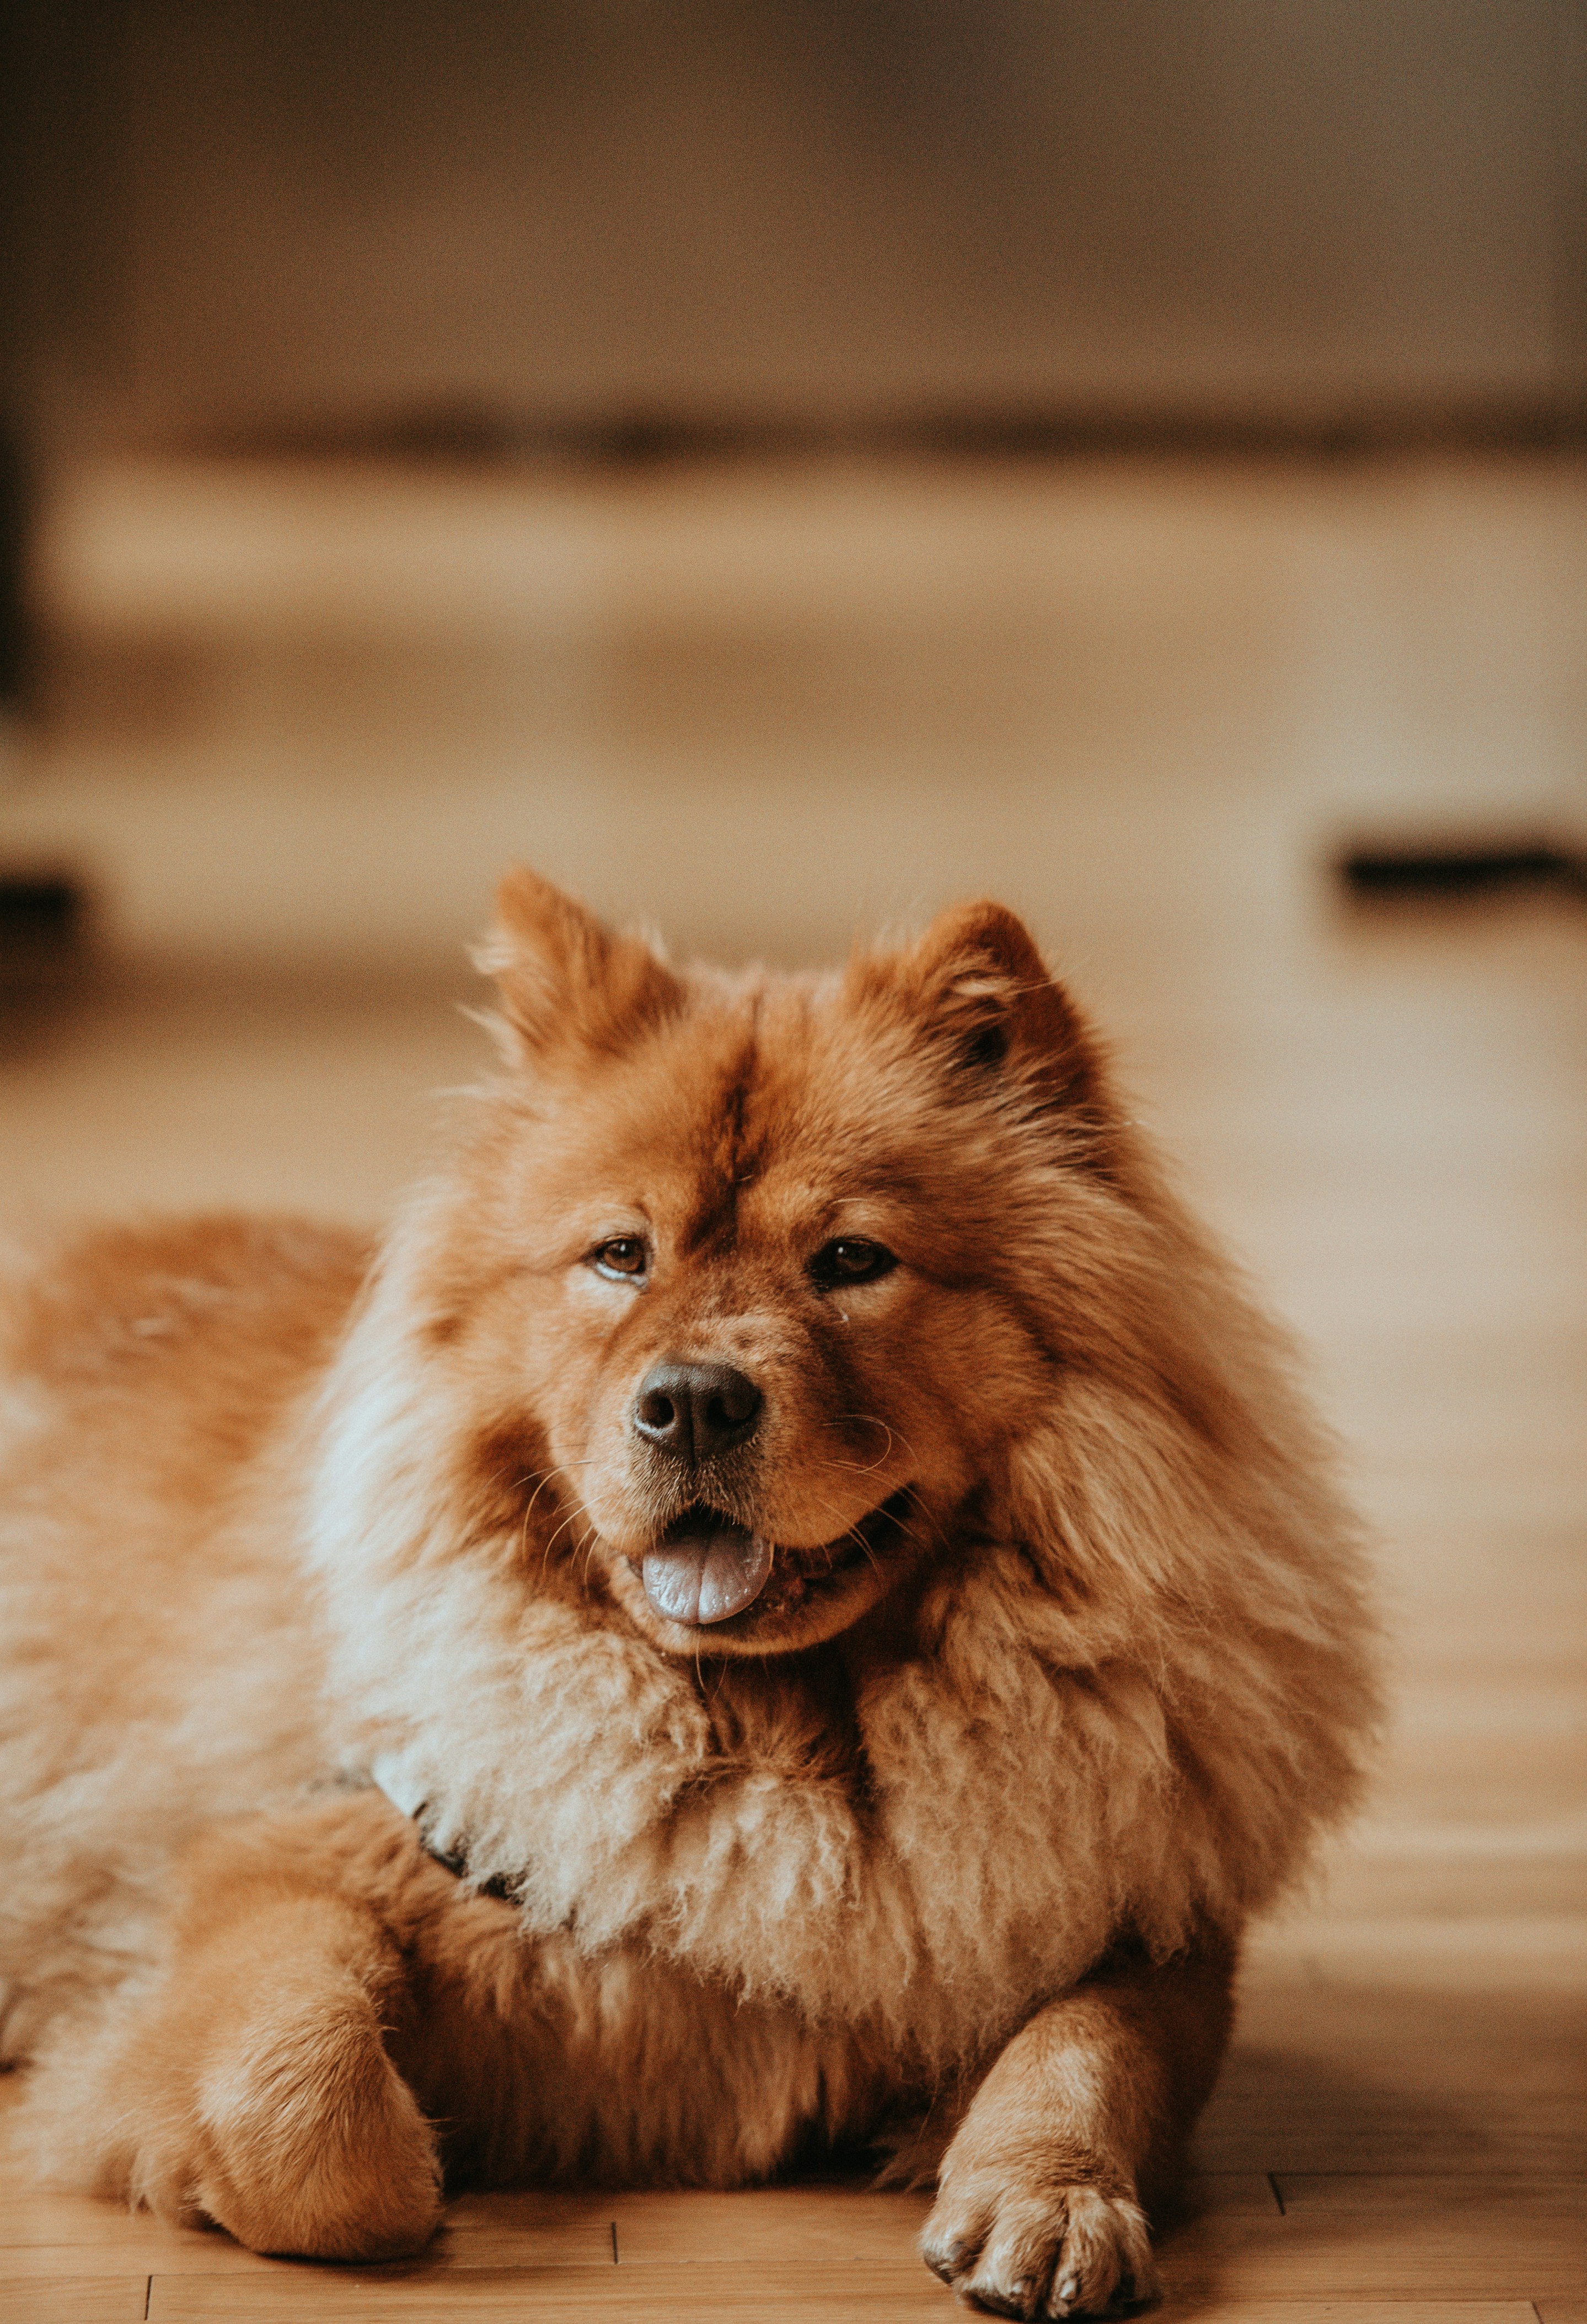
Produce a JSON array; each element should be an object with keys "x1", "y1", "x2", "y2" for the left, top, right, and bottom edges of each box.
[
  {"x1": 39, "y1": 1793, "x2": 454, "y2": 2261},
  {"x1": 920, "y1": 1928, "x2": 1236, "y2": 2318}
]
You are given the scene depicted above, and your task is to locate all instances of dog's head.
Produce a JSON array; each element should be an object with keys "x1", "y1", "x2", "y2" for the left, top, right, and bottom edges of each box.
[{"x1": 417, "y1": 869, "x2": 1116, "y2": 1659}]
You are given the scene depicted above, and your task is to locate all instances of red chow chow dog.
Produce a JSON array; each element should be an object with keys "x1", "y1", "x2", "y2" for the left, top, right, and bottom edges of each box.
[{"x1": 0, "y1": 872, "x2": 1376, "y2": 2315}]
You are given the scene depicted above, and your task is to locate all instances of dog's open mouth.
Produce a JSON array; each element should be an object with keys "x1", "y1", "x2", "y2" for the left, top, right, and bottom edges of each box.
[{"x1": 640, "y1": 1494, "x2": 908, "y2": 1627}]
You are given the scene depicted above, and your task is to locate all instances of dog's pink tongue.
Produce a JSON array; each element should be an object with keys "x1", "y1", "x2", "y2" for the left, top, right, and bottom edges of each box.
[{"x1": 642, "y1": 1519, "x2": 773, "y2": 1626}]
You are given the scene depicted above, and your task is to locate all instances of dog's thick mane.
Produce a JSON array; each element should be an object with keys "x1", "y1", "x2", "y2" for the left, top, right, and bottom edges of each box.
[{"x1": 308, "y1": 1074, "x2": 1376, "y2": 2076}]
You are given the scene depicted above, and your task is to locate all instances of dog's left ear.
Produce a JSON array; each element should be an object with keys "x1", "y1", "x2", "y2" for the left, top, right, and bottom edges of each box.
[
  {"x1": 475, "y1": 868, "x2": 684, "y2": 1062},
  {"x1": 854, "y1": 898, "x2": 1100, "y2": 1108}
]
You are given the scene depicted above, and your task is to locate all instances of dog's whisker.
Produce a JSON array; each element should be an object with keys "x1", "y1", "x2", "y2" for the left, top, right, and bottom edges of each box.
[
  {"x1": 883, "y1": 1479, "x2": 953, "y2": 1560},
  {"x1": 831, "y1": 1413, "x2": 930, "y2": 1476},
  {"x1": 577, "y1": 1523, "x2": 603, "y2": 1590},
  {"x1": 833, "y1": 1412, "x2": 914, "y2": 1448},
  {"x1": 808, "y1": 1466, "x2": 936, "y2": 1557},
  {"x1": 512, "y1": 1460, "x2": 605, "y2": 1575},
  {"x1": 541, "y1": 1506, "x2": 588, "y2": 1563},
  {"x1": 522, "y1": 1457, "x2": 602, "y2": 1529},
  {"x1": 796, "y1": 1492, "x2": 892, "y2": 1586}
]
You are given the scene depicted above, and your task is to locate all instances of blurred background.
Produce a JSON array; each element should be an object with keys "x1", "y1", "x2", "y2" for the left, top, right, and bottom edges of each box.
[{"x1": 0, "y1": 0, "x2": 1583, "y2": 2066}]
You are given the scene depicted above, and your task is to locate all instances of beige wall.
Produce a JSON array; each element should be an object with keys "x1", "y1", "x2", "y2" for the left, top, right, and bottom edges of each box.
[{"x1": 18, "y1": 1, "x2": 1587, "y2": 446}]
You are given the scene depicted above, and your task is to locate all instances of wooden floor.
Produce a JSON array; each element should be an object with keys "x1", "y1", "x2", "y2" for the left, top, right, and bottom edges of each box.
[
  {"x1": 2, "y1": 449, "x2": 1584, "y2": 2317},
  {"x1": 3, "y1": 1937, "x2": 1585, "y2": 2321}
]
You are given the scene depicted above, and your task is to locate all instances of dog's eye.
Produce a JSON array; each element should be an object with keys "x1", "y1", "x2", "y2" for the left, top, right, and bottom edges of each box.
[
  {"x1": 592, "y1": 1238, "x2": 648, "y2": 1281},
  {"x1": 810, "y1": 1238, "x2": 897, "y2": 1289}
]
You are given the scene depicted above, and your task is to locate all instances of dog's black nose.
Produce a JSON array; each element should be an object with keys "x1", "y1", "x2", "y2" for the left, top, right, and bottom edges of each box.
[{"x1": 632, "y1": 1361, "x2": 763, "y2": 1463}]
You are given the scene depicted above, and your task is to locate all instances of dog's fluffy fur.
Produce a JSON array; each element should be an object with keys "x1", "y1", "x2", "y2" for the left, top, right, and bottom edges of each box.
[{"x1": 0, "y1": 875, "x2": 1377, "y2": 2313}]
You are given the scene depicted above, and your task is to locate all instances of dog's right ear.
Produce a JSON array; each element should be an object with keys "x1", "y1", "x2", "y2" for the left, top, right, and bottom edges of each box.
[{"x1": 473, "y1": 868, "x2": 684, "y2": 1062}]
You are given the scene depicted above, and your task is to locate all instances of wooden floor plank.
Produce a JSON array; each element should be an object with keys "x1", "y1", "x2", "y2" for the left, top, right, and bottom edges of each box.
[
  {"x1": 0, "y1": 2190, "x2": 252, "y2": 2262},
  {"x1": 1157, "y1": 2175, "x2": 1584, "y2": 2301},
  {"x1": 1275, "y1": 2173, "x2": 1587, "y2": 2213},
  {"x1": 1200, "y1": 1973, "x2": 1587, "y2": 2177},
  {"x1": 0, "y1": 2277, "x2": 149, "y2": 2323},
  {"x1": 144, "y1": 2267, "x2": 1568, "y2": 2323},
  {"x1": 606, "y1": 2184, "x2": 935, "y2": 2264},
  {"x1": 147, "y1": 2262, "x2": 951, "y2": 2321},
  {"x1": 1164, "y1": 2312, "x2": 1540, "y2": 2324}
]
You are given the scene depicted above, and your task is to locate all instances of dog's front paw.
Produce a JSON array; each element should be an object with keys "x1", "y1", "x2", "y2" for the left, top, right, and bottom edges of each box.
[
  {"x1": 45, "y1": 1940, "x2": 443, "y2": 2261},
  {"x1": 921, "y1": 2172, "x2": 1158, "y2": 2319},
  {"x1": 162, "y1": 1982, "x2": 443, "y2": 2261}
]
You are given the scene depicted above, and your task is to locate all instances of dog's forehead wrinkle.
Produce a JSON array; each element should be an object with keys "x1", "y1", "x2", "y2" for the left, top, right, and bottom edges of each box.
[
  {"x1": 655, "y1": 1006, "x2": 775, "y2": 1255},
  {"x1": 657, "y1": 978, "x2": 1004, "y2": 1240}
]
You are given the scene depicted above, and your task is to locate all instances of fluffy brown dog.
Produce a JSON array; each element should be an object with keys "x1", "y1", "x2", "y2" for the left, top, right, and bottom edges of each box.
[{"x1": 0, "y1": 872, "x2": 1377, "y2": 2315}]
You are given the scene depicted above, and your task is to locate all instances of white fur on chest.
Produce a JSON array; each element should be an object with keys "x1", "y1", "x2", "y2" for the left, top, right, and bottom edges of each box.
[{"x1": 310, "y1": 1373, "x2": 1191, "y2": 2071}]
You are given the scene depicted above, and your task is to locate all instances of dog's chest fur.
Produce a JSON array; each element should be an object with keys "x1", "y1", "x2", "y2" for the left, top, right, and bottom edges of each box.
[{"x1": 313, "y1": 1341, "x2": 1193, "y2": 2077}]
